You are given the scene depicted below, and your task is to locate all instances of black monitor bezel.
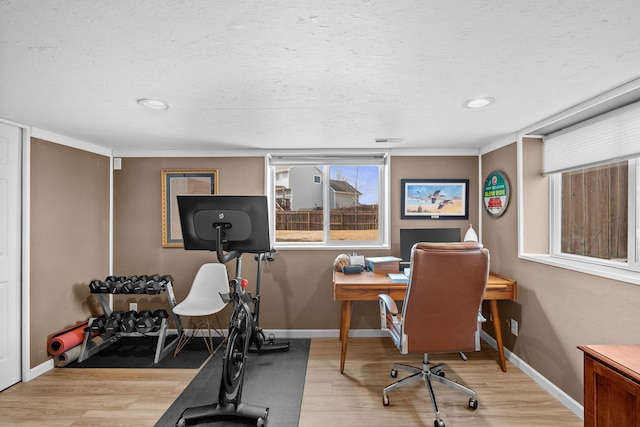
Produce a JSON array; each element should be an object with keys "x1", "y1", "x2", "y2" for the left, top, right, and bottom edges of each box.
[
  {"x1": 177, "y1": 194, "x2": 271, "y2": 254},
  {"x1": 399, "y1": 228, "x2": 461, "y2": 262}
]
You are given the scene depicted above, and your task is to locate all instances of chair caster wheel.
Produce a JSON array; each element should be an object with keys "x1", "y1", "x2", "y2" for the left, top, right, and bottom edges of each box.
[
  {"x1": 468, "y1": 397, "x2": 478, "y2": 410},
  {"x1": 434, "y1": 419, "x2": 445, "y2": 427},
  {"x1": 257, "y1": 417, "x2": 265, "y2": 427},
  {"x1": 390, "y1": 368, "x2": 397, "y2": 378},
  {"x1": 382, "y1": 394, "x2": 390, "y2": 406},
  {"x1": 176, "y1": 418, "x2": 186, "y2": 427}
]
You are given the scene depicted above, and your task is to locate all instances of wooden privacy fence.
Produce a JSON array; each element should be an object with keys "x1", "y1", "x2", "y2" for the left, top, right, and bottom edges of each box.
[
  {"x1": 276, "y1": 206, "x2": 378, "y2": 231},
  {"x1": 561, "y1": 161, "x2": 627, "y2": 260}
]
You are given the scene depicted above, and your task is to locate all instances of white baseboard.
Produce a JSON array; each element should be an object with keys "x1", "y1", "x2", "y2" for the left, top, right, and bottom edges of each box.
[
  {"x1": 480, "y1": 331, "x2": 584, "y2": 420},
  {"x1": 262, "y1": 329, "x2": 386, "y2": 339},
  {"x1": 27, "y1": 358, "x2": 54, "y2": 382},
  {"x1": 167, "y1": 328, "x2": 385, "y2": 339}
]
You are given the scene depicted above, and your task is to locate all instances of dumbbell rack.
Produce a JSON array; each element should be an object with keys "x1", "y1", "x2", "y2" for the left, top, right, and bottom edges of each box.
[{"x1": 78, "y1": 277, "x2": 183, "y2": 364}]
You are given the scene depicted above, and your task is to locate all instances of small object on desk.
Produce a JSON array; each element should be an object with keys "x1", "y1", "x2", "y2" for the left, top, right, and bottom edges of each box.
[
  {"x1": 333, "y1": 254, "x2": 350, "y2": 272},
  {"x1": 343, "y1": 265, "x2": 363, "y2": 275},
  {"x1": 387, "y1": 273, "x2": 409, "y2": 283},
  {"x1": 349, "y1": 254, "x2": 365, "y2": 266},
  {"x1": 365, "y1": 256, "x2": 402, "y2": 274}
]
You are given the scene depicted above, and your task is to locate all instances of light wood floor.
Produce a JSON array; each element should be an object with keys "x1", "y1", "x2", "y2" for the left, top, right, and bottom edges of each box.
[
  {"x1": 0, "y1": 337, "x2": 583, "y2": 426},
  {"x1": 299, "y1": 337, "x2": 582, "y2": 427}
]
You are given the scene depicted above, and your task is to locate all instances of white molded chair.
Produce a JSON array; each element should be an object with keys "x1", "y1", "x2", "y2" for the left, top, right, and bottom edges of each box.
[{"x1": 172, "y1": 263, "x2": 230, "y2": 356}]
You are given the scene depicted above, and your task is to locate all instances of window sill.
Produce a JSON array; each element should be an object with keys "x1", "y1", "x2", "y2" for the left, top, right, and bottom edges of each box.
[
  {"x1": 519, "y1": 253, "x2": 640, "y2": 286},
  {"x1": 274, "y1": 242, "x2": 390, "y2": 251}
]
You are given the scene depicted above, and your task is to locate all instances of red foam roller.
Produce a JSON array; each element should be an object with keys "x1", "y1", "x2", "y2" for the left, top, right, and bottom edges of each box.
[{"x1": 47, "y1": 321, "x2": 89, "y2": 356}]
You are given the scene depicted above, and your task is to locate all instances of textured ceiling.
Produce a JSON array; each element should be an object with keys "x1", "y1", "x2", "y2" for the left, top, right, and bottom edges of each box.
[{"x1": 1, "y1": 0, "x2": 640, "y2": 153}]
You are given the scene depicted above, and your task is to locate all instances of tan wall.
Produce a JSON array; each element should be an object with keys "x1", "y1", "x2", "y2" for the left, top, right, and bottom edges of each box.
[
  {"x1": 481, "y1": 142, "x2": 640, "y2": 404},
  {"x1": 112, "y1": 155, "x2": 479, "y2": 331},
  {"x1": 30, "y1": 138, "x2": 110, "y2": 367}
]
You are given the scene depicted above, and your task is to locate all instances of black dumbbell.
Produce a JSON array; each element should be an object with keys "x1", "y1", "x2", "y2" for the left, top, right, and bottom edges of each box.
[
  {"x1": 120, "y1": 310, "x2": 139, "y2": 333},
  {"x1": 108, "y1": 280, "x2": 124, "y2": 294},
  {"x1": 104, "y1": 276, "x2": 120, "y2": 293},
  {"x1": 131, "y1": 277, "x2": 146, "y2": 294},
  {"x1": 121, "y1": 275, "x2": 141, "y2": 293},
  {"x1": 105, "y1": 311, "x2": 124, "y2": 334},
  {"x1": 89, "y1": 279, "x2": 107, "y2": 293},
  {"x1": 113, "y1": 276, "x2": 133, "y2": 294},
  {"x1": 135, "y1": 310, "x2": 154, "y2": 333},
  {"x1": 90, "y1": 315, "x2": 108, "y2": 333},
  {"x1": 145, "y1": 275, "x2": 165, "y2": 294},
  {"x1": 151, "y1": 309, "x2": 169, "y2": 332}
]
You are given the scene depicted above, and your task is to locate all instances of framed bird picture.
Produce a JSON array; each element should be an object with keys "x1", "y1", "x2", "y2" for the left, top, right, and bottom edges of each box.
[{"x1": 400, "y1": 179, "x2": 469, "y2": 219}]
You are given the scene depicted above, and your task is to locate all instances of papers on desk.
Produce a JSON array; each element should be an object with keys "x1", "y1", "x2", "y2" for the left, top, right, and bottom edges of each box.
[{"x1": 387, "y1": 273, "x2": 409, "y2": 283}]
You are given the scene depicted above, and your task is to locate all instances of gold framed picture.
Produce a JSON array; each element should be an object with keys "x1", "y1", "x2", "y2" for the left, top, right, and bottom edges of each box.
[{"x1": 161, "y1": 169, "x2": 218, "y2": 247}]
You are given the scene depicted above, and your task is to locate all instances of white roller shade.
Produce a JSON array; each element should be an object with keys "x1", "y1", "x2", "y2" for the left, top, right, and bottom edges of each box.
[
  {"x1": 269, "y1": 152, "x2": 387, "y2": 166},
  {"x1": 543, "y1": 100, "x2": 640, "y2": 174}
]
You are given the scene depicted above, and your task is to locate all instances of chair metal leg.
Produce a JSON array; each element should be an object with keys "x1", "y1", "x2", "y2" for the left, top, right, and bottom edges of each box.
[
  {"x1": 174, "y1": 315, "x2": 217, "y2": 357},
  {"x1": 429, "y1": 371, "x2": 477, "y2": 399},
  {"x1": 423, "y1": 371, "x2": 441, "y2": 422}
]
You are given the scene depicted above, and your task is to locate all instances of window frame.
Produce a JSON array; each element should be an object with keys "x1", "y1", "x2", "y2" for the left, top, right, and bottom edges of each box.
[
  {"x1": 516, "y1": 82, "x2": 640, "y2": 286},
  {"x1": 266, "y1": 152, "x2": 390, "y2": 250}
]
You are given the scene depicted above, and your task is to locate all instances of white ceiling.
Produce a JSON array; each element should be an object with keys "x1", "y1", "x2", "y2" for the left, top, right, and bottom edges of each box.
[{"x1": 1, "y1": 1, "x2": 640, "y2": 154}]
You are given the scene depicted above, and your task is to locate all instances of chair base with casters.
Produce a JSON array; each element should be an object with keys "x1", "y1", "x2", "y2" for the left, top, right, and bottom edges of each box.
[{"x1": 382, "y1": 353, "x2": 478, "y2": 427}]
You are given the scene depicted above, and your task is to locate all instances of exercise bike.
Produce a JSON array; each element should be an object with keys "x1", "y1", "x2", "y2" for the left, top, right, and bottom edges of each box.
[{"x1": 176, "y1": 226, "x2": 278, "y2": 427}]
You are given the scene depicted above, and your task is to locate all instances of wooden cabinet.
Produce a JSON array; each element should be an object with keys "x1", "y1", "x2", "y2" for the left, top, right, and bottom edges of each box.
[{"x1": 579, "y1": 345, "x2": 640, "y2": 427}]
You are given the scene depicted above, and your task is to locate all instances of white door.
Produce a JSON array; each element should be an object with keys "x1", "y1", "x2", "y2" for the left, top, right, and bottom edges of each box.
[{"x1": 0, "y1": 122, "x2": 22, "y2": 391}]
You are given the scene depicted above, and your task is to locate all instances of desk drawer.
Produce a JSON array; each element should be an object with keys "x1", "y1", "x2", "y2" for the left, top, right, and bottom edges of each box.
[
  {"x1": 484, "y1": 283, "x2": 516, "y2": 300},
  {"x1": 334, "y1": 285, "x2": 406, "y2": 301}
]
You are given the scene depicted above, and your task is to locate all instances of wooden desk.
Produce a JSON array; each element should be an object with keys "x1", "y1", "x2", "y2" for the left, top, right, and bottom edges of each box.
[
  {"x1": 333, "y1": 271, "x2": 517, "y2": 373},
  {"x1": 579, "y1": 345, "x2": 640, "y2": 426}
]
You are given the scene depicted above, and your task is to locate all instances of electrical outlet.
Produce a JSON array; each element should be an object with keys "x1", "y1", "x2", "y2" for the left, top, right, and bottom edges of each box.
[
  {"x1": 129, "y1": 302, "x2": 137, "y2": 312},
  {"x1": 510, "y1": 319, "x2": 519, "y2": 336}
]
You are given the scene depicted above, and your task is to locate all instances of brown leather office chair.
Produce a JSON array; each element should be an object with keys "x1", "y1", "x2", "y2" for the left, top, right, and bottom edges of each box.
[{"x1": 379, "y1": 242, "x2": 490, "y2": 427}]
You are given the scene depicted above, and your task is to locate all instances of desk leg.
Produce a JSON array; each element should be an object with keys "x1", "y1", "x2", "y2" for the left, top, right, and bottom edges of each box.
[
  {"x1": 339, "y1": 301, "x2": 353, "y2": 373},
  {"x1": 490, "y1": 299, "x2": 507, "y2": 372}
]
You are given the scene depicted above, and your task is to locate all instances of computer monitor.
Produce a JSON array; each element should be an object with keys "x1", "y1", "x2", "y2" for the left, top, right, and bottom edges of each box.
[
  {"x1": 400, "y1": 228, "x2": 461, "y2": 263},
  {"x1": 177, "y1": 195, "x2": 271, "y2": 254}
]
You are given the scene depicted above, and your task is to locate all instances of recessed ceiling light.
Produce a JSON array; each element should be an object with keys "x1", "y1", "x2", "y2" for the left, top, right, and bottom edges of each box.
[
  {"x1": 464, "y1": 97, "x2": 494, "y2": 109},
  {"x1": 137, "y1": 98, "x2": 170, "y2": 110}
]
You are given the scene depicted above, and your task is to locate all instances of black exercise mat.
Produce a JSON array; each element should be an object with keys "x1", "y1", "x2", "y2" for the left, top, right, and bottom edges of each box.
[
  {"x1": 156, "y1": 338, "x2": 310, "y2": 427},
  {"x1": 63, "y1": 336, "x2": 214, "y2": 369}
]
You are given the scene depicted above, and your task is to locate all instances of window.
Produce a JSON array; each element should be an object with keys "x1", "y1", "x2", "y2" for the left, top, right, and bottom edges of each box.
[
  {"x1": 552, "y1": 160, "x2": 632, "y2": 264},
  {"x1": 267, "y1": 153, "x2": 389, "y2": 248},
  {"x1": 545, "y1": 101, "x2": 640, "y2": 273}
]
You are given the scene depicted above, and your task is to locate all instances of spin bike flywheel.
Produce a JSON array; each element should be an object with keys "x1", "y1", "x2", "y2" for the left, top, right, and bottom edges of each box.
[{"x1": 221, "y1": 306, "x2": 251, "y2": 401}]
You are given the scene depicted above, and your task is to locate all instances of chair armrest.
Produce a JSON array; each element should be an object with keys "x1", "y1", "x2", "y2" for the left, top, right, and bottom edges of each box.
[
  {"x1": 379, "y1": 293, "x2": 401, "y2": 331},
  {"x1": 378, "y1": 294, "x2": 399, "y2": 315}
]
